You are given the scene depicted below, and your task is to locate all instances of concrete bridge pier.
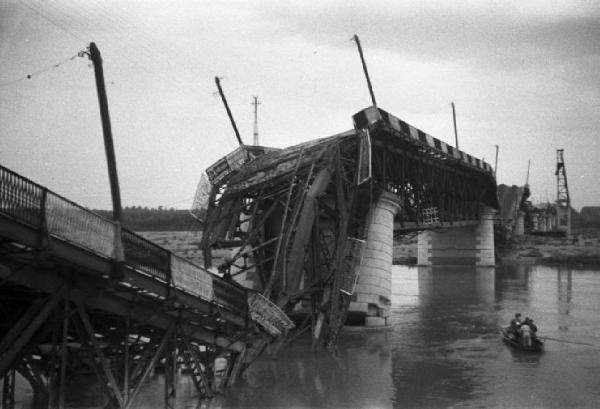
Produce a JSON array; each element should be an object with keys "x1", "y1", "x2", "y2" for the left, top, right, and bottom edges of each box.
[
  {"x1": 349, "y1": 191, "x2": 401, "y2": 326},
  {"x1": 538, "y1": 215, "x2": 547, "y2": 232},
  {"x1": 417, "y1": 206, "x2": 496, "y2": 266},
  {"x1": 514, "y1": 211, "x2": 525, "y2": 236}
]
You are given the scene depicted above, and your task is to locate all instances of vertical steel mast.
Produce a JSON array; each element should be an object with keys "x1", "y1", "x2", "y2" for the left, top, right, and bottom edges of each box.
[{"x1": 555, "y1": 149, "x2": 571, "y2": 235}]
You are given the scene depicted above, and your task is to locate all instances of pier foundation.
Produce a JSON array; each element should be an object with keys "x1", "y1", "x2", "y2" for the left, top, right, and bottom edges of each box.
[{"x1": 348, "y1": 192, "x2": 401, "y2": 326}]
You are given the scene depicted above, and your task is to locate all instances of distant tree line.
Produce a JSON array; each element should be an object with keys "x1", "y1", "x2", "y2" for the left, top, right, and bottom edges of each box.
[{"x1": 93, "y1": 206, "x2": 203, "y2": 231}]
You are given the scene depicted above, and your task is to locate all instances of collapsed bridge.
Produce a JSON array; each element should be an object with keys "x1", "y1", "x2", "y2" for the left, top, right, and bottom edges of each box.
[{"x1": 197, "y1": 106, "x2": 499, "y2": 349}]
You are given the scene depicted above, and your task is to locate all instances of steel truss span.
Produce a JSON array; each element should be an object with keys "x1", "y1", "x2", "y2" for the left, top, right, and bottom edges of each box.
[{"x1": 199, "y1": 106, "x2": 498, "y2": 351}]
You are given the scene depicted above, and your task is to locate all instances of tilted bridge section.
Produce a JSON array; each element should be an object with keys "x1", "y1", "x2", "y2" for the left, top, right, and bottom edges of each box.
[
  {"x1": 0, "y1": 165, "x2": 293, "y2": 408},
  {"x1": 198, "y1": 106, "x2": 498, "y2": 350}
]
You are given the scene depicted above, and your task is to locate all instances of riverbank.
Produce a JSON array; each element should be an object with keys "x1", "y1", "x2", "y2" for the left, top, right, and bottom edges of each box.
[
  {"x1": 139, "y1": 229, "x2": 600, "y2": 270},
  {"x1": 392, "y1": 228, "x2": 600, "y2": 267},
  {"x1": 498, "y1": 231, "x2": 600, "y2": 267}
]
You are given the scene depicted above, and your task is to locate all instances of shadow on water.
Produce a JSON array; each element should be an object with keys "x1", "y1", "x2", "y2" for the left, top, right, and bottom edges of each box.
[{"x1": 506, "y1": 345, "x2": 543, "y2": 365}]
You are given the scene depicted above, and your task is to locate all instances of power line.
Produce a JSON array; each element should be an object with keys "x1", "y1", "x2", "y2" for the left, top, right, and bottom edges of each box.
[
  {"x1": 18, "y1": 0, "x2": 212, "y2": 101},
  {"x1": 19, "y1": 0, "x2": 87, "y2": 43},
  {"x1": 0, "y1": 51, "x2": 84, "y2": 88}
]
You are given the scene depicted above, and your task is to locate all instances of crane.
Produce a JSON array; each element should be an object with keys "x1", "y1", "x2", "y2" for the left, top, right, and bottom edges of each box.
[{"x1": 555, "y1": 149, "x2": 571, "y2": 235}]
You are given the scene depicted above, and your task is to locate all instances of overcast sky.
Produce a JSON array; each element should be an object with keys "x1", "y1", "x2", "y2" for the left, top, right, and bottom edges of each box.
[{"x1": 1, "y1": 0, "x2": 599, "y2": 211}]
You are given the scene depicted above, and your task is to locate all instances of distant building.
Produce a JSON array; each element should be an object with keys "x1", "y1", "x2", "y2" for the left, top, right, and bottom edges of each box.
[{"x1": 579, "y1": 207, "x2": 600, "y2": 227}]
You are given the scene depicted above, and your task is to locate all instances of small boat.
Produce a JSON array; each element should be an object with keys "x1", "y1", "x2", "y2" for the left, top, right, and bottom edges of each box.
[{"x1": 500, "y1": 326, "x2": 544, "y2": 352}]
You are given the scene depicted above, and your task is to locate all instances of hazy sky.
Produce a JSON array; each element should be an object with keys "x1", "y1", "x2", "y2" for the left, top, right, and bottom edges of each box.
[{"x1": 1, "y1": 0, "x2": 599, "y2": 210}]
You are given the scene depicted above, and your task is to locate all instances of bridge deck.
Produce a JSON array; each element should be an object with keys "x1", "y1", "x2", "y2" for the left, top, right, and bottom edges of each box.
[{"x1": 0, "y1": 164, "x2": 291, "y2": 406}]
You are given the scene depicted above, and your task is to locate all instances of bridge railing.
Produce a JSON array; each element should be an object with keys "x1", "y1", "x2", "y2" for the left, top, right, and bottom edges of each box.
[
  {"x1": 46, "y1": 191, "x2": 117, "y2": 259},
  {"x1": 122, "y1": 229, "x2": 171, "y2": 282},
  {"x1": 0, "y1": 164, "x2": 248, "y2": 316},
  {"x1": 0, "y1": 165, "x2": 45, "y2": 227}
]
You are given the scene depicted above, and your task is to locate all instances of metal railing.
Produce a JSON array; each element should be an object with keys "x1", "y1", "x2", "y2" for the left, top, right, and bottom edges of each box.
[{"x1": 0, "y1": 164, "x2": 247, "y2": 315}]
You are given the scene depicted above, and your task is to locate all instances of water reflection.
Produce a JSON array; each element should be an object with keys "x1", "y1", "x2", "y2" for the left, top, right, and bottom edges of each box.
[
  {"x1": 494, "y1": 262, "x2": 532, "y2": 303},
  {"x1": 557, "y1": 268, "x2": 573, "y2": 316},
  {"x1": 214, "y1": 331, "x2": 393, "y2": 409},
  {"x1": 391, "y1": 266, "x2": 498, "y2": 408},
  {"x1": 390, "y1": 264, "x2": 600, "y2": 408}
]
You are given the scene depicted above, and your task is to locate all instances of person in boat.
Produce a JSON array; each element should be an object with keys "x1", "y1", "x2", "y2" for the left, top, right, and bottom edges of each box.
[
  {"x1": 524, "y1": 317, "x2": 538, "y2": 340},
  {"x1": 508, "y1": 313, "x2": 523, "y2": 338},
  {"x1": 520, "y1": 319, "x2": 532, "y2": 346}
]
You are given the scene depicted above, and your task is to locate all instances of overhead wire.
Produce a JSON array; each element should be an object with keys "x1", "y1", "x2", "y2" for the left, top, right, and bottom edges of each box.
[
  {"x1": 84, "y1": 0, "x2": 217, "y2": 96},
  {"x1": 18, "y1": 0, "x2": 207, "y2": 102},
  {"x1": 0, "y1": 51, "x2": 84, "y2": 88},
  {"x1": 18, "y1": 0, "x2": 87, "y2": 43}
]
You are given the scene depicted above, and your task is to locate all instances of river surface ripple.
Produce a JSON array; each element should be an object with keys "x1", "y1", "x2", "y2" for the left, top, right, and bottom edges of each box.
[
  {"x1": 14, "y1": 263, "x2": 600, "y2": 408},
  {"x1": 215, "y1": 264, "x2": 600, "y2": 409}
]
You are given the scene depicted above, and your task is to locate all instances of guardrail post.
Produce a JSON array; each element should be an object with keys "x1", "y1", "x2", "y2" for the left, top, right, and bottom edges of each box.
[
  {"x1": 37, "y1": 188, "x2": 48, "y2": 250},
  {"x1": 112, "y1": 222, "x2": 125, "y2": 279},
  {"x1": 166, "y1": 253, "x2": 173, "y2": 299}
]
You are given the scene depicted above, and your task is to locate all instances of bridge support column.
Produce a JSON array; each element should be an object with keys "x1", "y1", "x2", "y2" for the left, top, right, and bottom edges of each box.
[
  {"x1": 349, "y1": 191, "x2": 401, "y2": 327},
  {"x1": 417, "y1": 207, "x2": 496, "y2": 266},
  {"x1": 514, "y1": 211, "x2": 525, "y2": 236},
  {"x1": 538, "y1": 215, "x2": 547, "y2": 232}
]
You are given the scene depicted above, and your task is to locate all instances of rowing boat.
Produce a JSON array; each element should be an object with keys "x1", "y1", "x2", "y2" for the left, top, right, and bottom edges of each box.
[{"x1": 500, "y1": 326, "x2": 544, "y2": 352}]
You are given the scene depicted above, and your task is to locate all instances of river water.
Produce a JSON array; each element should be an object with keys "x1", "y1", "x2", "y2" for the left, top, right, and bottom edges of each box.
[{"x1": 13, "y1": 263, "x2": 600, "y2": 408}]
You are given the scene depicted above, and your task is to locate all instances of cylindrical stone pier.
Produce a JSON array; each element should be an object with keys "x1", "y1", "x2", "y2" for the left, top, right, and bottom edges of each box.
[
  {"x1": 349, "y1": 191, "x2": 401, "y2": 326},
  {"x1": 475, "y1": 206, "x2": 496, "y2": 266}
]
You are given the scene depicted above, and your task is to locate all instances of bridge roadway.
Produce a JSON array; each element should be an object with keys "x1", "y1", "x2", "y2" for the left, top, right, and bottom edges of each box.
[{"x1": 0, "y1": 164, "x2": 292, "y2": 408}]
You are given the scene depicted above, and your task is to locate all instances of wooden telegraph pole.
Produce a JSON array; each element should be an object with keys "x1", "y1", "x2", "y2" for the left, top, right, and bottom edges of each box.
[
  {"x1": 451, "y1": 102, "x2": 459, "y2": 150},
  {"x1": 88, "y1": 42, "x2": 124, "y2": 264},
  {"x1": 494, "y1": 144, "x2": 499, "y2": 178},
  {"x1": 353, "y1": 34, "x2": 377, "y2": 107},
  {"x1": 215, "y1": 77, "x2": 244, "y2": 146}
]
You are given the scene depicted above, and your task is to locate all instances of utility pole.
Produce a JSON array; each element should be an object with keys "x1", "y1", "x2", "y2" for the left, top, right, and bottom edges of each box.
[
  {"x1": 215, "y1": 77, "x2": 244, "y2": 146},
  {"x1": 89, "y1": 43, "x2": 122, "y2": 223},
  {"x1": 451, "y1": 102, "x2": 459, "y2": 150},
  {"x1": 87, "y1": 42, "x2": 124, "y2": 266},
  {"x1": 252, "y1": 96, "x2": 261, "y2": 146},
  {"x1": 353, "y1": 34, "x2": 377, "y2": 107},
  {"x1": 494, "y1": 144, "x2": 499, "y2": 179}
]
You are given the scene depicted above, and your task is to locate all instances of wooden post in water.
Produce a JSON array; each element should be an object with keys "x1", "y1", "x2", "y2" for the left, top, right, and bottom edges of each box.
[{"x1": 88, "y1": 42, "x2": 124, "y2": 265}]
